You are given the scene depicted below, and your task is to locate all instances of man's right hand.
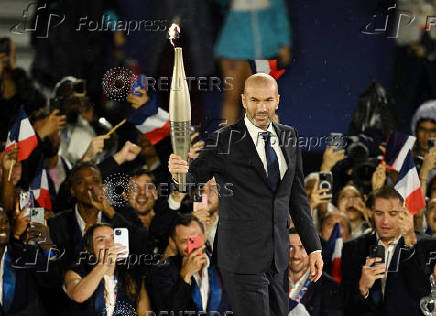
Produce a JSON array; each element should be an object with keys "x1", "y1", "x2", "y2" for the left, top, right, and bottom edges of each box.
[
  {"x1": 169, "y1": 153, "x2": 189, "y2": 180},
  {"x1": 359, "y1": 257, "x2": 386, "y2": 297},
  {"x1": 180, "y1": 246, "x2": 206, "y2": 284}
]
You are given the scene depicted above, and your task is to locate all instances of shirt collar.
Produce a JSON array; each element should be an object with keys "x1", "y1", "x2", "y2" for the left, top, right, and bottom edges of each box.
[
  {"x1": 74, "y1": 204, "x2": 102, "y2": 235},
  {"x1": 375, "y1": 232, "x2": 402, "y2": 247},
  {"x1": 289, "y1": 267, "x2": 310, "y2": 288},
  {"x1": 244, "y1": 115, "x2": 277, "y2": 145}
]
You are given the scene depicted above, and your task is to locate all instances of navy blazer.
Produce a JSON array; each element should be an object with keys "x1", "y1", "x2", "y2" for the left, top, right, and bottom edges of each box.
[
  {"x1": 147, "y1": 255, "x2": 231, "y2": 314},
  {"x1": 341, "y1": 232, "x2": 433, "y2": 316}
]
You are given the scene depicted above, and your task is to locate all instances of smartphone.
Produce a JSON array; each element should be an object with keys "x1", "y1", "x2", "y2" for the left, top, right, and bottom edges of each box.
[
  {"x1": 131, "y1": 74, "x2": 146, "y2": 96},
  {"x1": 30, "y1": 208, "x2": 45, "y2": 224},
  {"x1": 72, "y1": 80, "x2": 85, "y2": 95},
  {"x1": 318, "y1": 172, "x2": 333, "y2": 195},
  {"x1": 330, "y1": 132, "x2": 344, "y2": 152},
  {"x1": 187, "y1": 236, "x2": 203, "y2": 255},
  {"x1": 114, "y1": 228, "x2": 129, "y2": 259},
  {"x1": 20, "y1": 191, "x2": 34, "y2": 214},
  {"x1": 428, "y1": 138, "x2": 436, "y2": 151},
  {"x1": 193, "y1": 193, "x2": 208, "y2": 212},
  {"x1": 0, "y1": 38, "x2": 10, "y2": 55},
  {"x1": 369, "y1": 245, "x2": 385, "y2": 266}
]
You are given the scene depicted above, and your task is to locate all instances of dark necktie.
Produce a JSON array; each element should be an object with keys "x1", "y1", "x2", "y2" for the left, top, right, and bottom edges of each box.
[{"x1": 261, "y1": 132, "x2": 280, "y2": 191}]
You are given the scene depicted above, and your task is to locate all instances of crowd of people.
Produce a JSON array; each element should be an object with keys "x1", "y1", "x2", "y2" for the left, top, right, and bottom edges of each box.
[{"x1": 0, "y1": 2, "x2": 435, "y2": 314}]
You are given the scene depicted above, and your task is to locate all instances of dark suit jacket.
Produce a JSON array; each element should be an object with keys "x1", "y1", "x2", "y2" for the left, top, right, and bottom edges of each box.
[
  {"x1": 341, "y1": 232, "x2": 433, "y2": 316},
  {"x1": 0, "y1": 238, "x2": 50, "y2": 316},
  {"x1": 147, "y1": 255, "x2": 231, "y2": 314},
  {"x1": 290, "y1": 273, "x2": 343, "y2": 316},
  {"x1": 185, "y1": 119, "x2": 321, "y2": 274}
]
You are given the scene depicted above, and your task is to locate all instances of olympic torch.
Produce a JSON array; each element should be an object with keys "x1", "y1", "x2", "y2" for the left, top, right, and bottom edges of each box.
[{"x1": 169, "y1": 24, "x2": 191, "y2": 192}]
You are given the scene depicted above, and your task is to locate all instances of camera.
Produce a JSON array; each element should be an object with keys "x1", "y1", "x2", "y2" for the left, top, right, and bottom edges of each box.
[
  {"x1": 193, "y1": 192, "x2": 203, "y2": 203},
  {"x1": 0, "y1": 38, "x2": 10, "y2": 55},
  {"x1": 115, "y1": 229, "x2": 122, "y2": 236}
]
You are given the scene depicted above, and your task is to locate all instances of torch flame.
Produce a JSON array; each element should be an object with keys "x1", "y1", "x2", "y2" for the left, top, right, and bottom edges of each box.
[{"x1": 169, "y1": 23, "x2": 180, "y2": 47}]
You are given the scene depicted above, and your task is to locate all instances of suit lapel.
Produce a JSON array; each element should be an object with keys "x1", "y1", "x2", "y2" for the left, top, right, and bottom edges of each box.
[
  {"x1": 272, "y1": 122, "x2": 290, "y2": 167},
  {"x1": 233, "y1": 119, "x2": 269, "y2": 187}
]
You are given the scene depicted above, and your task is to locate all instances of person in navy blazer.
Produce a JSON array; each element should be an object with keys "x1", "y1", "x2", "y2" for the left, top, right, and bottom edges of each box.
[
  {"x1": 169, "y1": 73, "x2": 322, "y2": 316},
  {"x1": 341, "y1": 186, "x2": 433, "y2": 316}
]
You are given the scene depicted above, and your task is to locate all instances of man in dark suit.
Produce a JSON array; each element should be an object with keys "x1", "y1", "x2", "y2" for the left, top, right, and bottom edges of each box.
[
  {"x1": 169, "y1": 73, "x2": 323, "y2": 316},
  {"x1": 288, "y1": 228, "x2": 343, "y2": 316},
  {"x1": 148, "y1": 213, "x2": 231, "y2": 314},
  {"x1": 341, "y1": 186, "x2": 433, "y2": 316}
]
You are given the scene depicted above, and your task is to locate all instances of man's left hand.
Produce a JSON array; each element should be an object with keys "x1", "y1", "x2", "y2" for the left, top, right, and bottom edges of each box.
[{"x1": 309, "y1": 251, "x2": 323, "y2": 282}]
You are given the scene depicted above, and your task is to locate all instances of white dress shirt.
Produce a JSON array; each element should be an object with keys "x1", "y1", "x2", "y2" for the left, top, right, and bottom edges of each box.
[
  {"x1": 103, "y1": 274, "x2": 116, "y2": 316},
  {"x1": 376, "y1": 234, "x2": 402, "y2": 296},
  {"x1": 0, "y1": 246, "x2": 7, "y2": 306},
  {"x1": 289, "y1": 268, "x2": 310, "y2": 300},
  {"x1": 193, "y1": 256, "x2": 210, "y2": 311},
  {"x1": 244, "y1": 115, "x2": 288, "y2": 179},
  {"x1": 74, "y1": 204, "x2": 102, "y2": 236},
  {"x1": 244, "y1": 116, "x2": 321, "y2": 255}
]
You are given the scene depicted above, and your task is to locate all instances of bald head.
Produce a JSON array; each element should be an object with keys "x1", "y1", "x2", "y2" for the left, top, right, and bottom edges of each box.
[
  {"x1": 241, "y1": 73, "x2": 280, "y2": 130},
  {"x1": 244, "y1": 73, "x2": 278, "y2": 95}
]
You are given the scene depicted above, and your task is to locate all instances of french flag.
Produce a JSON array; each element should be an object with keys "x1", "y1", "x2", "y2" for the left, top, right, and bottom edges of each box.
[
  {"x1": 127, "y1": 96, "x2": 170, "y2": 145},
  {"x1": 30, "y1": 157, "x2": 52, "y2": 210},
  {"x1": 384, "y1": 131, "x2": 425, "y2": 215},
  {"x1": 5, "y1": 106, "x2": 38, "y2": 161},
  {"x1": 249, "y1": 60, "x2": 286, "y2": 80},
  {"x1": 327, "y1": 223, "x2": 343, "y2": 284}
]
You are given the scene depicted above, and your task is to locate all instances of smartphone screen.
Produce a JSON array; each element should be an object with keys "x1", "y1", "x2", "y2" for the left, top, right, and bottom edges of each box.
[{"x1": 114, "y1": 228, "x2": 129, "y2": 259}]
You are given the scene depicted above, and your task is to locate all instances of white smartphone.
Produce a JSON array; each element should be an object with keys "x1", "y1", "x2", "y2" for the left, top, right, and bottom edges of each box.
[
  {"x1": 113, "y1": 228, "x2": 129, "y2": 259},
  {"x1": 30, "y1": 208, "x2": 45, "y2": 224}
]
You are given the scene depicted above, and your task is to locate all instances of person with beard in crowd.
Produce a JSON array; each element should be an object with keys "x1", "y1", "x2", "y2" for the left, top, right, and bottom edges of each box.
[
  {"x1": 342, "y1": 186, "x2": 433, "y2": 316},
  {"x1": 336, "y1": 185, "x2": 371, "y2": 238},
  {"x1": 147, "y1": 214, "x2": 231, "y2": 314},
  {"x1": 288, "y1": 228, "x2": 343, "y2": 316}
]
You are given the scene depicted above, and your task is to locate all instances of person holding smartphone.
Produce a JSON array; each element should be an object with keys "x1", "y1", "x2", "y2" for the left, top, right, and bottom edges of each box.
[
  {"x1": 341, "y1": 186, "x2": 433, "y2": 316},
  {"x1": 64, "y1": 223, "x2": 150, "y2": 316},
  {"x1": 147, "y1": 213, "x2": 231, "y2": 314}
]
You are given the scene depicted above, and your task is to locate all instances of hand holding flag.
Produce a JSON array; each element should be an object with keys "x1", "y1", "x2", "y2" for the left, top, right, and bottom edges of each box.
[{"x1": 384, "y1": 131, "x2": 426, "y2": 215}]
